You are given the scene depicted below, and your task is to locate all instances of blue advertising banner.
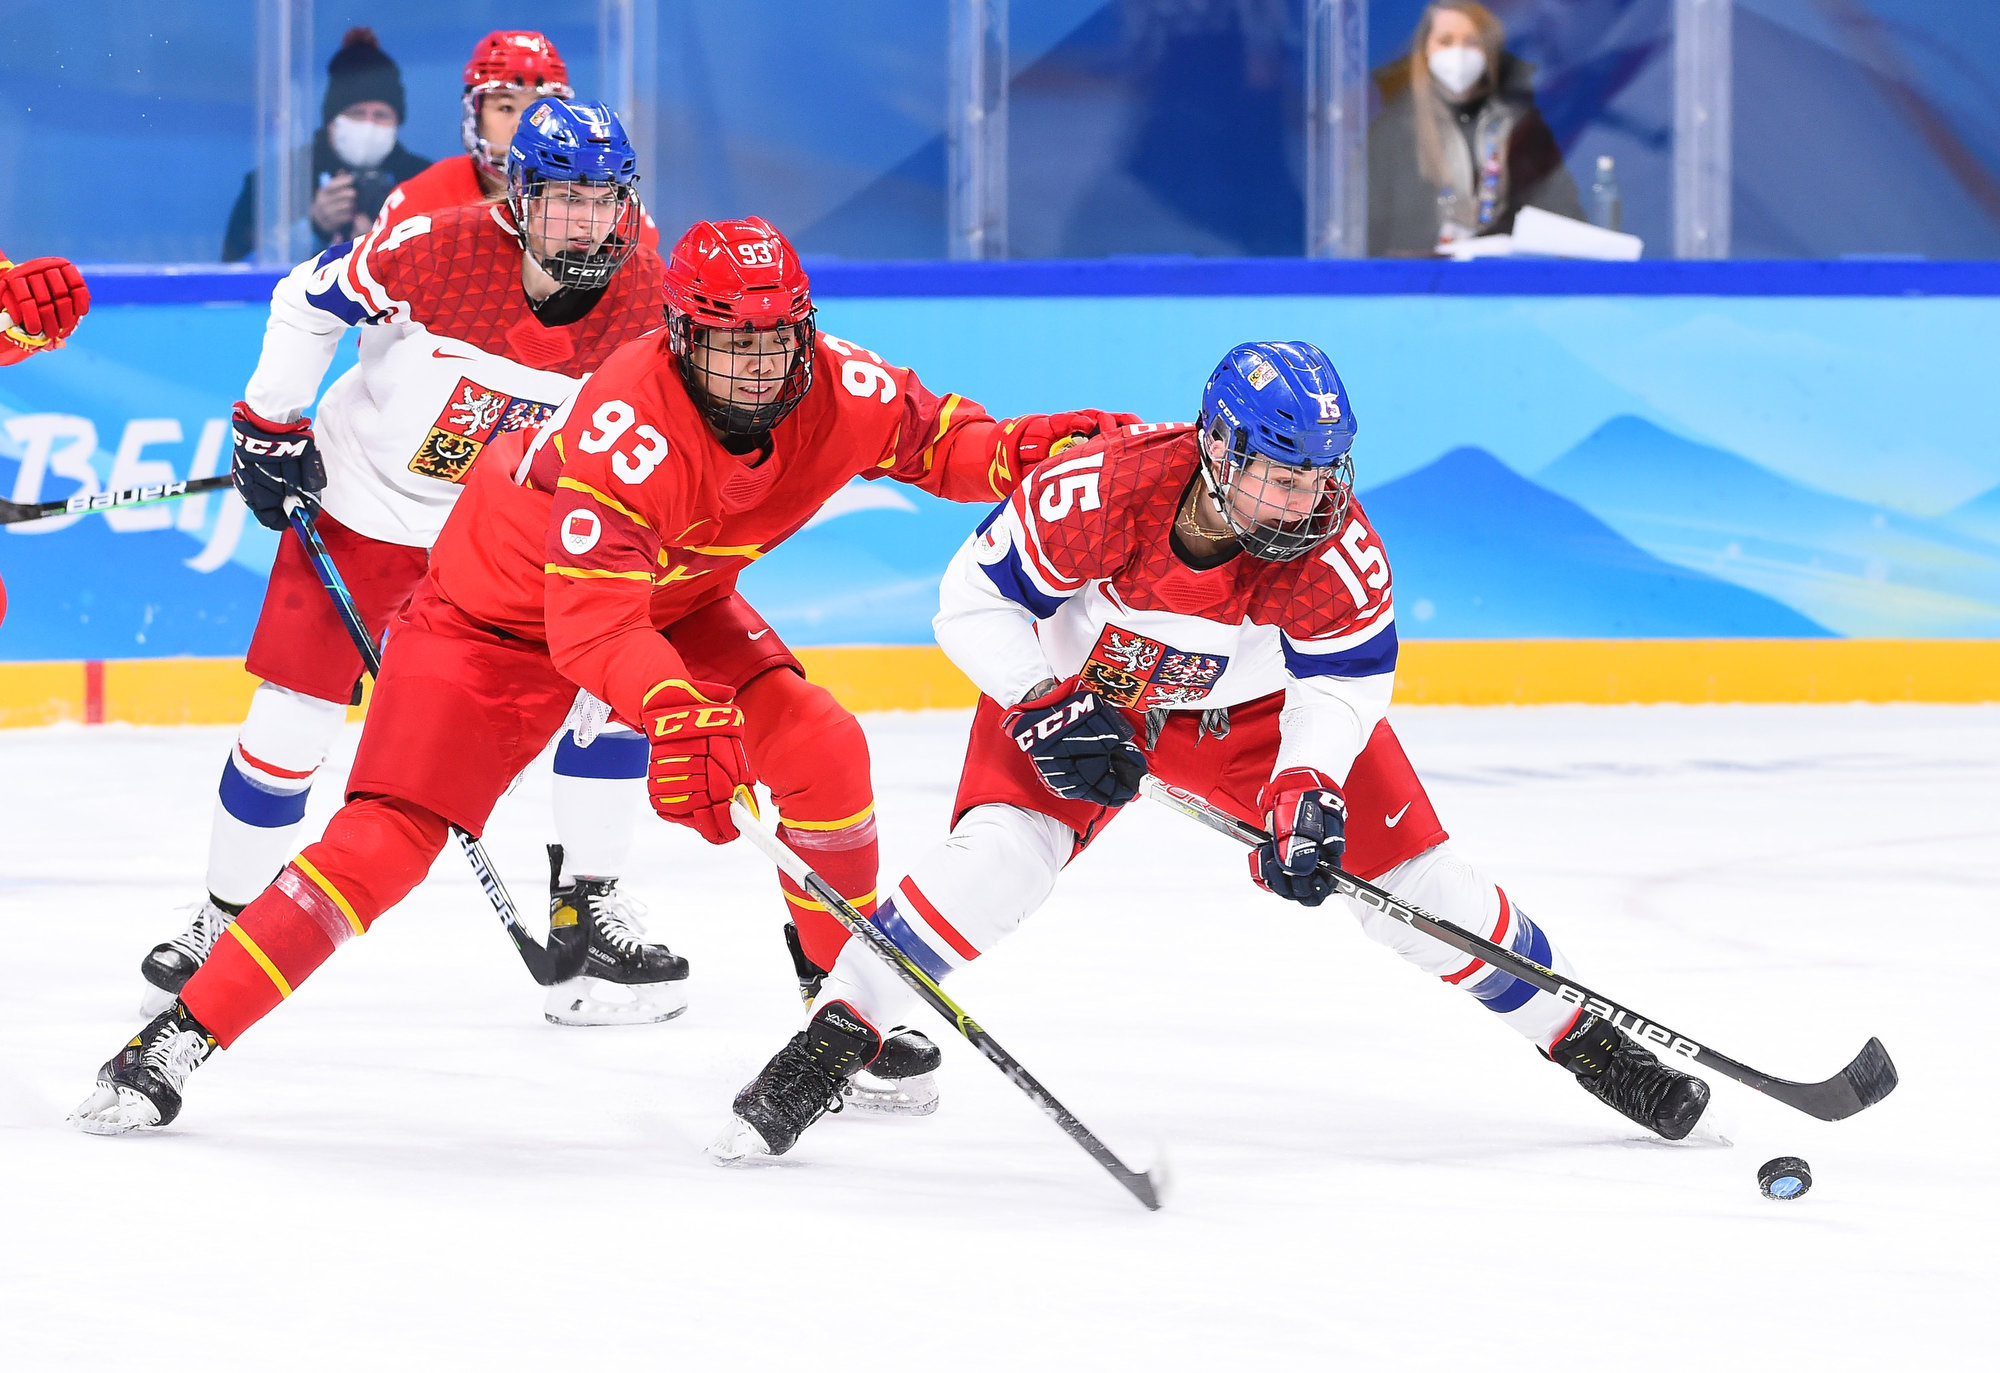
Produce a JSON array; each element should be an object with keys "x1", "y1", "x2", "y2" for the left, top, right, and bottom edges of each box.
[{"x1": 6, "y1": 273, "x2": 2000, "y2": 661}]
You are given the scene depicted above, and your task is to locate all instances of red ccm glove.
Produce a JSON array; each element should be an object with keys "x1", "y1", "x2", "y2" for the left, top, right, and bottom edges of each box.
[
  {"x1": 1, "y1": 255, "x2": 91, "y2": 357},
  {"x1": 642, "y1": 679, "x2": 753, "y2": 844},
  {"x1": 1250, "y1": 768, "x2": 1347, "y2": 907},
  {"x1": 1006, "y1": 409, "x2": 1145, "y2": 476}
]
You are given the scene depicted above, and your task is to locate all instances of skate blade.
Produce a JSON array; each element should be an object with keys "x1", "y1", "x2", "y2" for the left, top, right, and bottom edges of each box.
[
  {"x1": 707, "y1": 1115, "x2": 778, "y2": 1166},
  {"x1": 840, "y1": 1071, "x2": 940, "y2": 1117},
  {"x1": 543, "y1": 977, "x2": 690, "y2": 1028},
  {"x1": 68, "y1": 1083, "x2": 162, "y2": 1136},
  {"x1": 137, "y1": 983, "x2": 177, "y2": 1019}
]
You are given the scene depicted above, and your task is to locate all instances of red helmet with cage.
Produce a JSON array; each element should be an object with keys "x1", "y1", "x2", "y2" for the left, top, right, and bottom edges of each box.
[
  {"x1": 664, "y1": 217, "x2": 817, "y2": 437},
  {"x1": 461, "y1": 31, "x2": 574, "y2": 175}
]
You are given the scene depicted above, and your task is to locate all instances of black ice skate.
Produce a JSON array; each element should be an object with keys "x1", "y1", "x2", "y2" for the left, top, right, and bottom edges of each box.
[
  {"x1": 542, "y1": 845, "x2": 691, "y2": 1027},
  {"x1": 139, "y1": 896, "x2": 243, "y2": 1015},
  {"x1": 1546, "y1": 1012, "x2": 1712, "y2": 1141},
  {"x1": 846, "y1": 1026, "x2": 942, "y2": 1116},
  {"x1": 70, "y1": 1002, "x2": 218, "y2": 1135},
  {"x1": 781, "y1": 922, "x2": 943, "y2": 1115},
  {"x1": 712, "y1": 1000, "x2": 882, "y2": 1160}
]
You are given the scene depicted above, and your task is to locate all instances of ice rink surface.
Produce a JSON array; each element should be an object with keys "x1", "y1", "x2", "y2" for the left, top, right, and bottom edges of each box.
[{"x1": 1, "y1": 704, "x2": 1992, "y2": 1370}]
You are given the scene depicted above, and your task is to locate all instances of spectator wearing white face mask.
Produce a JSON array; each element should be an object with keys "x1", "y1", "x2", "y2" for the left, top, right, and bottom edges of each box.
[
  {"x1": 1366, "y1": 1, "x2": 1580, "y2": 256},
  {"x1": 223, "y1": 28, "x2": 432, "y2": 262}
]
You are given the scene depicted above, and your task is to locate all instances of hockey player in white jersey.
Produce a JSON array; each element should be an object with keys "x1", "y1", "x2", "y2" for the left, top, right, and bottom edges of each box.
[
  {"x1": 139, "y1": 98, "x2": 686, "y2": 1028},
  {"x1": 719, "y1": 341, "x2": 1713, "y2": 1159}
]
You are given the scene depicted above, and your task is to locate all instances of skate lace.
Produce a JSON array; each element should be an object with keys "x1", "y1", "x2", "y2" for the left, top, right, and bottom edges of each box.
[
  {"x1": 586, "y1": 887, "x2": 650, "y2": 954},
  {"x1": 769, "y1": 1044, "x2": 848, "y2": 1124},
  {"x1": 141, "y1": 1026, "x2": 209, "y2": 1086},
  {"x1": 163, "y1": 900, "x2": 235, "y2": 961}
]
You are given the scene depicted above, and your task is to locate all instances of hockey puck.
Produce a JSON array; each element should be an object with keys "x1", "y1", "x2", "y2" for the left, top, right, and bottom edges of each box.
[{"x1": 1757, "y1": 1156, "x2": 1812, "y2": 1200}]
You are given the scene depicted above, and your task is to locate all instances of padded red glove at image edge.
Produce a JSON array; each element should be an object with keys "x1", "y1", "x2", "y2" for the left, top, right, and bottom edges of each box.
[{"x1": 0, "y1": 256, "x2": 91, "y2": 340}]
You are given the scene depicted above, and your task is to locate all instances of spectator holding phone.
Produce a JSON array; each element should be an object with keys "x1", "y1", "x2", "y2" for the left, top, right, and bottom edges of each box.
[{"x1": 223, "y1": 28, "x2": 431, "y2": 262}]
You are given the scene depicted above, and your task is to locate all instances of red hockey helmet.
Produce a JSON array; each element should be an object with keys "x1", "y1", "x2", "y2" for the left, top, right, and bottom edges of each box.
[
  {"x1": 664, "y1": 217, "x2": 817, "y2": 437},
  {"x1": 461, "y1": 31, "x2": 574, "y2": 174}
]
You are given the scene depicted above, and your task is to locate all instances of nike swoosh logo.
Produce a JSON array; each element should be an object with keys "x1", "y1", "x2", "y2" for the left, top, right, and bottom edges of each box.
[
  {"x1": 432, "y1": 347, "x2": 477, "y2": 361},
  {"x1": 748, "y1": 629, "x2": 770, "y2": 640},
  {"x1": 1384, "y1": 802, "x2": 1413, "y2": 828}
]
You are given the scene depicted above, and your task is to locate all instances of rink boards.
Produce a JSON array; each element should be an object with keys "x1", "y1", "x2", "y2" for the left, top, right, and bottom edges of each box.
[
  {"x1": 4, "y1": 639, "x2": 1998, "y2": 729},
  {"x1": 5, "y1": 259, "x2": 2000, "y2": 723}
]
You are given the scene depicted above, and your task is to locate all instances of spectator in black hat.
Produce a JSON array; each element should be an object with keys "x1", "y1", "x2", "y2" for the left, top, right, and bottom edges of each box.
[{"x1": 222, "y1": 28, "x2": 432, "y2": 262}]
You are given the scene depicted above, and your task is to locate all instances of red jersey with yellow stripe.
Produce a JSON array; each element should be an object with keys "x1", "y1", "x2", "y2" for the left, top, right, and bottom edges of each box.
[{"x1": 429, "y1": 330, "x2": 1043, "y2": 727}]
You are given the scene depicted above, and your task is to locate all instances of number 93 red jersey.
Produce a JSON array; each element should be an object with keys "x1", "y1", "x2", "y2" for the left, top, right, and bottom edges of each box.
[{"x1": 430, "y1": 329, "x2": 1066, "y2": 727}]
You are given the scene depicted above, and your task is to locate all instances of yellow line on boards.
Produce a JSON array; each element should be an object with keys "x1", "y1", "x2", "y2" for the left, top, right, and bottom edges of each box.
[{"x1": 3, "y1": 641, "x2": 1999, "y2": 729}]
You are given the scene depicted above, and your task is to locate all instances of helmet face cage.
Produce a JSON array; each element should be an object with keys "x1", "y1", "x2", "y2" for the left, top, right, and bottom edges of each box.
[
  {"x1": 669, "y1": 309, "x2": 818, "y2": 438},
  {"x1": 508, "y1": 172, "x2": 642, "y2": 292},
  {"x1": 1196, "y1": 410, "x2": 1354, "y2": 562},
  {"x1": 462, "y1": 79, "x2": 574, "y2": 175}
]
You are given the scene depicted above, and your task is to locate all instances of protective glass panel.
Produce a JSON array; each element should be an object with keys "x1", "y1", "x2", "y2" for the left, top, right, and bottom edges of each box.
[
  {"x1": 645, "y1": 0, "x2": 949, "y2": 258},
  {"x1": 1009, "y1": 1, "x2": 1310, "y2": 258},
  {"x1": 1732, "y1": 0, "x2": 2000, "y2": 259},
  {"x1": 0, "y1": 6, "x2": 259, "y2": 263}
]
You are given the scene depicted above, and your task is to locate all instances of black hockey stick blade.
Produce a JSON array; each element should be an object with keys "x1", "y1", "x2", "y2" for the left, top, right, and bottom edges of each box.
[
  {"x1": 0, "y1": 473, "x2": 235, "y2": 525},
  {"x1": 730, "y1": 791, "x2": 1164, "y2": 1211},
  {"x1": 287, "y1": 500, "x2": 577, "y2": 988},
  {"x1": 1752, "y1": 1036, "x2": 1898, "y2": 1122},
  {"x1": 1141, "y1": 776, "x2": 1900, "y2": 1124}
]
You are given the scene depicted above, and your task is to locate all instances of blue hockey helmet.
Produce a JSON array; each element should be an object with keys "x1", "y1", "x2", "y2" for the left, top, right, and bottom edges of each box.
[
  {"x1": 506, "y1": 98, "x2": 642, "y2": 291},
  {"x1": 1195, "y1": 341, "x2": 1358, "y2": 561}
]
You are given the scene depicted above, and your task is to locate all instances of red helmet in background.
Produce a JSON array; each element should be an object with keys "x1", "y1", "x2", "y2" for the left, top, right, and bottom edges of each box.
[
  {"x1": 664, "y1": 217, "x2": 817, "y2": 437},
  {"x1": 461, "y1": 31, "x2": 574, "y2": 175}
]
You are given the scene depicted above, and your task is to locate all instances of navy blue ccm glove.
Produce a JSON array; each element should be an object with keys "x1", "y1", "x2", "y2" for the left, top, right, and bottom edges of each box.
[
  {"x1": 1002, "y1": 678, "x2": 1149, "y2": 807},
  {"x1": 1251, "y1": 768, "x2": 1347, "y2": 906},
  {"x1": 231, "y1": 400, "x2": 326, "y2": 532}
]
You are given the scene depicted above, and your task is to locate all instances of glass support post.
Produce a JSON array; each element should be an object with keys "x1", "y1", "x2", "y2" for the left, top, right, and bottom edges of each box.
[
  {"x1": 254, "y1": 0, "x2": 314, "y2": 268},
  {"x1": 948, "y1": 0, "x2": 1008, "y2": 260},
  {"x1": 1673, "y1": 0, "x2": 1732, "y2": 258},
  {"x1": 600, "y1": 0, "x2": 660, "y2": 207},
  {"x1": 1305, "y1": 0, "x2": 1367, "y2": 258}
]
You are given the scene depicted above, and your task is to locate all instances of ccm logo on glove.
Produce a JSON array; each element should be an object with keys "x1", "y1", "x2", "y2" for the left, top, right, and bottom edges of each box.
[{"x1": 1002, "y1": 679, "x2": 1149, "y2": 808}]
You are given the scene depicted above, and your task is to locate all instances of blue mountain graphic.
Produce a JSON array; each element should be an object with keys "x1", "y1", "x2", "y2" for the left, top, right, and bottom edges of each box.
[
  {"x1": 1942, "y1": 483, "x2": 2000, "y2": 546},
  {"x1": 0, "y1": 517, "x2": 267, "y2": 659},
  {"x1": 1362, "y1": 447, "x2": 1829, "y2": 638},
  {"x1": 737, "y1": 485, "x2": 988, "y2": 646},
  {"x1": 1537, "y1": 417, "x2": 2000, "y2": 638}
]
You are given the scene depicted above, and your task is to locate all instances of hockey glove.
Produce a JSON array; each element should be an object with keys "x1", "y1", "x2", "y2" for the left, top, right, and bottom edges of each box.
[
  {"x1": 231, "y1": 401, "x2": 326, "y2": 532},
  {"x1": 1002, "y1": 678, "x2": 1149, "y2": 807},
  {"x1": 1251, "y1": 768, "x2": 1347, "y2": 907},
  {"x1": 0, "y1": 256, "x2": 91, "y2": 347},
  {"x1": 643, "y1": 679, "x2": 752, "y2": 845},
  {"x1": 1004, "y1": 410, "x2": 1145, "y2": 484}
]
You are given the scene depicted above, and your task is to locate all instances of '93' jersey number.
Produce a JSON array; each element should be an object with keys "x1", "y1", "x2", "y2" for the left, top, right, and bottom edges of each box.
[{"x1": 577, "y1": 400, "x2": 671, "y2": 485}]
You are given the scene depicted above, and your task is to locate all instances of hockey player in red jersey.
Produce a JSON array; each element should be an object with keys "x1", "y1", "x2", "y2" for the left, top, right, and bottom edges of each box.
[
  {"x1": 0, "y1": 249, "x2": 89, "y2": 365},
  {"x1": 373, "y1": 30, "x2": 658, "y2": 253},
  {"x1": 717, "y1": 341, "x2": 1714, "y2": 1160},
  {"x1": 71, "y1": 215, "x2": 1136, "y2": 1135},
  {"x1": 136, "y1": 99, "x2": 689, "y2": 1031}
]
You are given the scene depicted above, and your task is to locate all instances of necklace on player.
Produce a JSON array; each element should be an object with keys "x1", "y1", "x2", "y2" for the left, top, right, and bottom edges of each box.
[{"x1": 1176, "y1": 488, "x2": 1230, "y2": 543}]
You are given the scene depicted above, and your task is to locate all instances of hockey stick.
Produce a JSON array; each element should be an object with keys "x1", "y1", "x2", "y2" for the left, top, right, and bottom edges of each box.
[
  {"x1": 282, "y1": 497, "x2": 583, "y2": 987},
  {"x1": 1140, "y1": 775, "x2": 1899, "y2": 1123},
  {"x1": 0, "y1": 474, "x2": 235, "y2": 526},
  {"x1": 727, "y1": 788, "x2": 1165, "y2": 1211}
]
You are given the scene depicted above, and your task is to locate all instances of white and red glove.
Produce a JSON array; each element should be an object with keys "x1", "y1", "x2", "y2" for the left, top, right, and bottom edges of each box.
[
  {"x1": 0, "y1": 255, "x2": 90, "y2": 358},
  {"x1": 642, "y1": 679, "x2": 753, "y2": 844},
  {"x1": 1007, "y1": 409, "x2": 1145, "y2": 474},
  {"x1": 1250, "y1": 768, "x2": 1347, "y2": 907}
]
